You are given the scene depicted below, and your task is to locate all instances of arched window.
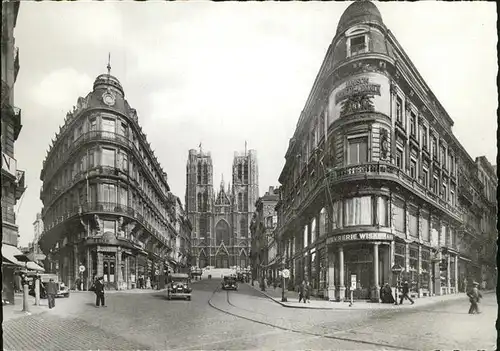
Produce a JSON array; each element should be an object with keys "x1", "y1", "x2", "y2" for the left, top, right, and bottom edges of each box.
[
  {"x1": 203, "y1": 191, "x2": 208, "y2": 212},
  {"x1": 199, "y1": 251, "x2": 206, "y2": 268},
  {"x1": 239, "y1": 251, "x2": 247, "y2": 269},
  {"x1": 197, "y1": 193, "x2": 202, "y2": 212},
  {"x1": 197, "y1": 161, "x2": 202, "y2": 183},
  {"x1": 240, "y1": 218, "x2": 247, "y2": 237},
  {"x1": 216, "y1": 220, "x2": 230, "y2": 246},
  {"x1": 244, "y1": 161, "x2": 249, "y2": 183},
  {"x1": 238, "y1": 163, "x2": 243, "y2": 181},
  {"x1": 238, "y1": 193, "x2": 243, "y2": 212},
  {"x1": 203, "y1": 164, "x2": 208, "y2": 184}
]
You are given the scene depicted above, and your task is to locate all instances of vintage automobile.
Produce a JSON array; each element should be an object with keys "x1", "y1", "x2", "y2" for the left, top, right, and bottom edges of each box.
[
  {"x1": 166, "y1": 273, "x2": 192, "y2": 301},
  {"x1": 221, "y1": 275, "x2": 238, "y2": 291},
  {"x1": 28, "y1": 273, "x2": 70, "y2": 298}
]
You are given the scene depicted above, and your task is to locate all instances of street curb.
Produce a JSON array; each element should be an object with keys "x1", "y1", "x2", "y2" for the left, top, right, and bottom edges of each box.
[
  {"x1": 248, "y1": 284, "x2": 335, "y2": 310},
  {"x1": 248, "y1": 284, "x2": 496, "y2": 311}
]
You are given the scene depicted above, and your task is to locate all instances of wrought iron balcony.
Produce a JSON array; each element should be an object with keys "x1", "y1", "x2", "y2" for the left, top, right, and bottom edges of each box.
[
  {"x1": 41, "y1": 201, "x2": 172, "y2": 250},
  {"x1": 325, "y1": 162, "x2": 463, "y2": 221}
]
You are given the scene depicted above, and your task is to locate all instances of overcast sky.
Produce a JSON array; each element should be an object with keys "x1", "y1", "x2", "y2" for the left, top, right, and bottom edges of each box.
[{"x1": 13, "y1": 1, "x2": 497, "y2": 247}]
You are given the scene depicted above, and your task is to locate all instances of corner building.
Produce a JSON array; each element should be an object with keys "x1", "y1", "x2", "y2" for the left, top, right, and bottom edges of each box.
[
  {"x1": 186, "y1": 149, "x2": 258, "y2": 269},
  {"x1": 38, "y1": 71, "x2": 191, "y2": 290},
  {"x1": 276, "y1": 1, "x2": 497, "y2": 302}
]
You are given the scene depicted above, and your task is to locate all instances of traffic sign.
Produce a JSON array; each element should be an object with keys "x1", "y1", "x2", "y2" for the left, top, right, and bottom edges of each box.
[
  {"x1": 282, "y1": 269, "x2": 290, "y2": 279},
  {"x1": 79, "y1": 265, "x2": 86, "y2": 273}
]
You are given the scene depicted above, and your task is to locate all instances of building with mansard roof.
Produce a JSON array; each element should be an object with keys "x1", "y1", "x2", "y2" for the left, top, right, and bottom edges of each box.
[
  {"x1": 38, "y1": 66, "x2": 191, "y2": 291},
  {"x1": 186, "y1": 148, "x2": 259, "y2": 270},
  {"x1": 275, "y1": 1, "x2": 497, "y2": 302}
]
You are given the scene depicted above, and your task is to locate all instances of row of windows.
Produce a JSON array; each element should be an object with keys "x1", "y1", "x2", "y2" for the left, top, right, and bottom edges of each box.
[
  {"x1": 44, "y1": 182, "x2": 175, "y2": 241},
  {"x1": 45, "y1": 145, "x2": 169, "y2": 223},
  {"x1": 284, "y1": 195, "x2": 461, "y2": 255},
  {"x1": 196, "y1": 217, "x2": 248, "y2": 239},
  {"x1": 45, "y1": 112, "x2": 169, "y2": 195},
  {"x1": 395, "y1": 95, "x2": 457, "y2": 175}
]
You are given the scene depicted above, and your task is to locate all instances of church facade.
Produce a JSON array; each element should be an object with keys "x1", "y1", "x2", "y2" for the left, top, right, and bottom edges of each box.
[{"x1": 186, "y1": 148, "x2": 259, "y2": 269}]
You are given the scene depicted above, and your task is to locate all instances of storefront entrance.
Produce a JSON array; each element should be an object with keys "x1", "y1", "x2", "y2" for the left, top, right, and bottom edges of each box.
[{"x1": 103, "y1": 253, "x2": 116, "y2": 290}]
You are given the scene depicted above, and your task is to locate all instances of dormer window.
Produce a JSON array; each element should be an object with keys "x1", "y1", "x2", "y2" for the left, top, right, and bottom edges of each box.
[{"x1": 349, "y1": 35, "x2": 367, "y2": 56}]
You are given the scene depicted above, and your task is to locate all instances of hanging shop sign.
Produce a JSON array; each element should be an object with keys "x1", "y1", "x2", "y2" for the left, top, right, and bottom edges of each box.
[{"x1": 327, "y1": 232, "x2": 393, "y2": 244}]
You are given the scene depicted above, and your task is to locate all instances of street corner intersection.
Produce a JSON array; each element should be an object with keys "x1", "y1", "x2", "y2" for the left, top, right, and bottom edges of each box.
[{"x1": 2, "y1": 279, "x2": 497, "y2": 351}]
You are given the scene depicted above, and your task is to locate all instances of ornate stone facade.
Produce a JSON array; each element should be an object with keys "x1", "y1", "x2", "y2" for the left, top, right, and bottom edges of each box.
[{"x1": 186, "y1": 149, "x2": 259, "y2": 269}]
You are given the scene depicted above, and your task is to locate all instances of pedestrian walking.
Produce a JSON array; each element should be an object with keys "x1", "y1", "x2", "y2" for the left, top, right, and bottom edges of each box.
[
  {"x1": 298, "y1": 280, "x2": 306, "y2": 303},
  {"x1": 304, "y1": 280, "x2": 311, "y2": 303},
  {"x1": 95, "y1": 276, "x2": 106, "y2": 308},
  {"x1": 399, "y1": 280, "x2": 414, "y2": 305},
  {"x1": 46, "y1": 278, "x2": 57, "y2": 309},
  {"x1": 467, "y1": 281, "x2": 482, "y2": 314}
]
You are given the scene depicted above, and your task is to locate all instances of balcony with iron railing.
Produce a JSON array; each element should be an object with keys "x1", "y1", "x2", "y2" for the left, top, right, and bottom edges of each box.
[
  {"x1": 43, "y1": 130, "x2": 169, "y2": 204},
  {"x1": 326, "y1": 162, "x2": 463, "y2": 221},
  {"x1": 41, "y1": 201, "x2": 173, "y2": 249},
  {"x1": 41, "y1": 166, "x2": 170, "y2": 231}
]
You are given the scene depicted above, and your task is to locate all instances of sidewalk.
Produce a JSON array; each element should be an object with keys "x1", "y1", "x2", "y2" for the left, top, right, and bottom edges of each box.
[{"x1": 248, "y1": 284, "x2": 495, "y2": 310}]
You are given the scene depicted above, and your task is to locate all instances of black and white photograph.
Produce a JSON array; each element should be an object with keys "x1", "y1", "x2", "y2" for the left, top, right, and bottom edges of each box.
[{"x1": 1, "y1": 0, "x2": 497, "y2": 350}]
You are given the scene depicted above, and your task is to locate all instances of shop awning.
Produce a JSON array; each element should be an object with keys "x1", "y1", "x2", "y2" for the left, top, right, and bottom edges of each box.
[
  {"x1": 2, "y1": 244, "x2": 45, "y2": 272},
  {"x1": 2, "y1": 244, "x2": 26, "y2": 266},
  {"x1": 26, "y1": 261, "x2": 45, "y2": 272}
]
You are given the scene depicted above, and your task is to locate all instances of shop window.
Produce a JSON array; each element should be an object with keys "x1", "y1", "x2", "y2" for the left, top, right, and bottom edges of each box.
[
  {"x1": 394, "y1": 242, "x2": 405, "y2": 268},
  {"x1": 347, "y1": 136, "x2": 368, "y2": 165},
  {"x1": 345, "y1": 196, "x2": 372, "y2": 226},
  {"x1": 376, "y1": 196, "x2": 388, "y2": 227}
]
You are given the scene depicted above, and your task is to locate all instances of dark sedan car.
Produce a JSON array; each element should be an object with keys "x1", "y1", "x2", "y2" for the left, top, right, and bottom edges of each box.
[{"x1": 221, "y1": 276, "x2": 238, "y2": 291}]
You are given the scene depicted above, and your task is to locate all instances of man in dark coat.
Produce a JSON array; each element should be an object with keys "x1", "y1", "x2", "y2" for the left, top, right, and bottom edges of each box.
[
  {"x1": 399, "y1": 280, "x2": 414, "y2": 305},
  {"x1": 46, "y1": 278, "x2": 57, "y2": 309},
  {"x1": 298, "y1": 280, "x2": 306, "y2": 303},
  {"x1": 95, "y1": 277, "x2": 106, "y2": 308},
  {"x1": 467, "y1": 281, "x2": 482, "y2": 314}
]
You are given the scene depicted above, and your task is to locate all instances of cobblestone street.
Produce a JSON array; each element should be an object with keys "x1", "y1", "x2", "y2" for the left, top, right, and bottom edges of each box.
[{"x1": 2, "y1": 279, "x2": 496, "y2": 350}]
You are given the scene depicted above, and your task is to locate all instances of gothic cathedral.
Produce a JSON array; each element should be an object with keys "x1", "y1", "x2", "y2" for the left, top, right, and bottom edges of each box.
[{"x1": 185, "y1": 148, "x2": 259, "y2": 269}]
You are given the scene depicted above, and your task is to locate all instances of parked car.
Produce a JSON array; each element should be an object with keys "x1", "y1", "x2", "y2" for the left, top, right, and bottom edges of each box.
[
  {"x1": 221, "y1": 275, "x2": 238, "y2": 291},
  {"x1": 28, "y1": 273, "x2": 70, "y2": 298},
  {"x1": 166, "y1": 273, "x2": 192, "y2": 301}
]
